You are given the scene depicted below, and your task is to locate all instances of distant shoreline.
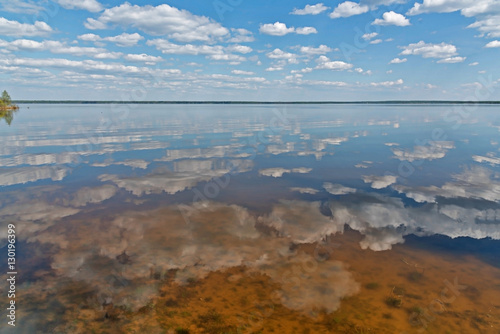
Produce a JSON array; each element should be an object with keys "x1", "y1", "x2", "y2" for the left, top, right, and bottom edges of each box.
[{"x1": 13, "y1": 100, "x2": 500, "y2": 105}]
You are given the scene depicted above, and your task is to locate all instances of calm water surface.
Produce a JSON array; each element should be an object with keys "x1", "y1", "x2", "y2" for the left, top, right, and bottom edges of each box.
[{"x1": 1, "y1": 104, "x2": 500, "y2": 333}]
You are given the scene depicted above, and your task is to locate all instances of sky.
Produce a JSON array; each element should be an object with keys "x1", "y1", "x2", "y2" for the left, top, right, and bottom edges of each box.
[{"x1": 0, "y1": 0, "x2": 499, "y2": 101}]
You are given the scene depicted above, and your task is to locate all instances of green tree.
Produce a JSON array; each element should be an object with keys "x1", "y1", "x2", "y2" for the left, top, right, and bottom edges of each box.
[{"x1": 1, "y1": 90, "x2": 11, "y2": 105}]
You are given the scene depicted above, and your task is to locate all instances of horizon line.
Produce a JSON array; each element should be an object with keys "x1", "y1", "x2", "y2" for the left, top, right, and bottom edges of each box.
[{"x1": 13, "y1": 100, "x2": 500, "y2": 105}]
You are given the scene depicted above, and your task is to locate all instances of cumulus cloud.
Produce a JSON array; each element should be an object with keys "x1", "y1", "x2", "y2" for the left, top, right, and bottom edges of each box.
[
  {"x1": 2, "y1": 39, "x2": 113, "y2": 58},
  {"x1": 372, "y1": 11, "x2": 411, "y2": 26},
  {"x1": 92, "y1": 159, "x2": 150, "y2": 169},
  {"x1": 468, "y1": 15, "x2": 500, "y2": 38},
  {"x1": 78, "y1": 32, "x2": 144, "y2": 47},
  {"x1": 473, "y1": 154, "x2": 500, "y2": 166},
  {"x1": 123, "y1": 53, "x2": 163, "y2": 64},
  {"x1": 266, "y1": 48, "x2": 298, "y2": 63},
  {"x1": 391, "y1": 141, "x2": 455, "y2": 161},
  {"x1": 84, "y1": 3, "x2": 229, "y2": 42},
  {"x1": 400, "y1": 41, "x2": 460, "y2": 59},
  {"x1": 485, "y1": 40, "x2": 500, "y2": 48},
  {"x1": 289, "y1": 187, "x2": 319, "y2": 194},
  {"x1": 0, "y1": 17, "x2": 52, "y2": 37},
  {"x1": 0, "y1": 0, "x2": 44, "y2": 14},
  {"x1": 437, "y1": 56, "x2": 467, "y2": 63},
  {"x1": 147, "y1": 39, "x2": 248, "y2": 63},
  {"x1": 407, "y1": 0, "x2": 500, "y2": 17},
  {"x1": 330, "y1": 1, "x2": 369, "y2": 18},
  {"x1": 394, "y1": 166, "x2": 500, "y2": 203},
  {"x1": 300, "y1": 45, "x2": 332, "y2": 55},
  {"x1": 228, "y1": 28, "x2": 255, "y2": 43},
  {"x1": 315, "y1": 55, "x2": 353, "y2": 70},
  {"x1": 259, "y1": 167, "x2": 312, "y2": 178},
  {"x1": 389, "y1": 57, "x2": 407, "y2": 64},
  {"x1": 258, "y1": 200, "x2": 342, "y2": 243},
  {"x1": 0, "y1": 166, "x2": 69, "y2": 186},
  {"x1": 296, "y1": 27, "x2": 318, "y2": 35},
  {"x1": 370, "y1": 79, "x2": 404, "y2": 87},
  {"x1": 259, "y1": 22, "x2": 317, "y2": 36},
  {"x1": 101, "y1": 161, "x2": 252, "y2": 195},
  {"x1": 291, "y1": 3, "x2": 329, "y2": 15},
  {"x1": 362, "y1": 32, "x2": 378, "y2": 40},
  {"x1": 68, "y1": 185, "x2": 118, "y2": 207},
  {"x1": 0, "y1": 56, "x2": 181, "y2": 77},
  {"x1": 56, "y1": 0, "x2": 103, "y2": 12},
  {"x1": 362, "y1": 175, "x2": 398, "y2": 189},
  {"x1": 259, "y1": 22, "x2": 295, "y2": 36},
  {"x1": 323, "y1": 182, "x2": 357, "y2": 195}
]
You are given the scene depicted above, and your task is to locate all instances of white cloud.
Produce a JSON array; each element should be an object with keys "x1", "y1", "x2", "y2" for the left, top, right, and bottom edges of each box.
[
  {"x1": 0, "y1": 17, "x2": 52, "y2": 37},
  {"x1": 469, "y1": 61, "x2": 479, "y2": 66},
  {"x1": 473, "y1": 154, "x2": 500, "y2": 166},
  {"x1": 259, "y1": 22, "x2": 316, "y2": 36},
  {"x1": 391, "y1": 141, "x2": 455, "y2": 161},
  {"x1": 394, "y1": 166, "x2": 500, "y2": 203},
  {"x1": 231, "y1": 69, "x2": 255, "y2": 75},
  {"x1": 437, "y1": 56, "x2": 467, "y2": 63},
  {"x1": 486, "y1": 40, "x2": 500, "y2": 48},
  {"x1": 78, "y1": 33, "x2": 145, "y2": 47},
  {"x1": 291, "y1": 67, "x2": 314, "y2": 74},
  {"x1": 400, "y1": 41, "x2": 459, "y2": 59},
  {"x1": 259, "y1": 167, "x2": 312, "y2": 178},
  {"x1": 296, "y1": 27, "x2": 318, "y2": 35},
  {"x1": 266, "y1": 48, "x2": 298, "y2": 63},
  {"x1": 468, "y1": 15, "x2": 500, "y2": 38},
  {"x1": 373, "y1": 11, "x2": 411, "y2": 26},
  {"x1": 362, "y1": 32, "x2": 378, "y2": 40},
  {"x1": 389, "y1": 57, "x2": 407, "y2": 64},
  {"x1": 0, "y1": 56, "x2": 182, "y2": 77},
  {"x1": 300, "y1": 45, "x2": 332, "y2": 55},
  {"x1": 354, "y1": 67, "x2": 372, "y2": 75},
  {"x1": 407, "y1": 0, "x2": 500, "y2": 17},
  {"x1": 315, "y1": 55, "x2": 353, "y2": 70},
  {"x1": 0, "y1": 166, "x2": 69, "y2": 186},
  {"x1": 330, "y1": 1, "x2": 369, "y2": 19},
  {"x1": 291, "y1": 3, "x2": 329, "y2": 15},
  {"x1": 0, "y1": 0, "x2": 44, "y2": 14},
  {"x1": 56, "y1": 0, "x2": 103, "y2": 12},
  {"x1": 323, "y1": 182, "x2": 357, "y2": 195},
  {"x1": 265, "y1": 64, "x2": 285, "y2": 72},
  {"x1": 259, "y1": 22, "x2": 295, "y2": 36},
  {"x1": 362, "y1": 175, "x2": 398, "y2": 189},
  {"x1": 147, "y1": 39, "x2": 248, "y2": 63},
  {"x1": 407, "y1": 1, "x2": 500, "y2": 37},
  {"x1": 370, "y1": 39, "x2": 383, "y2": 44},
  {"x1": 124, "y1": 54, "x2": 163, "y2": 63},
  {"x1": 2, "y1": 39, "x2": 113, "y2": 58},
  {"x1": 226, "y1": 45, "x2": 253, "y2": 54},
  {"x1": 289, "y1": 187, "x2": 319, "y2": 194},
  {"x1": 84, "y1": 3, "x2": 229, "y2": 42},
  {"x1": 370, "y1": 79, "x2": 404, "y2": 87},
  {"x1": 105, "y1": 33, "x2": 144, "y2": 47},
  {"x1": 69, "y1": 185, "x2": 117, "y2": 207},
  {"x1": 228, "y1": 28, "x2": 255, "y2": 43}
]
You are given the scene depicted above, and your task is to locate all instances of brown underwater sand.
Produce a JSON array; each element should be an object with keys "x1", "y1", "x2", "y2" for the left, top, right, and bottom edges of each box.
[{"x1": 7, "y1": 203, "x2": 500, "y2": 334}]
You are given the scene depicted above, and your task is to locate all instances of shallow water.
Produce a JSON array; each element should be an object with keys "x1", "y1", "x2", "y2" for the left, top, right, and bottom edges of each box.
[{"x1": 1, "y1": 104, "x2": 500, "y2": 333}]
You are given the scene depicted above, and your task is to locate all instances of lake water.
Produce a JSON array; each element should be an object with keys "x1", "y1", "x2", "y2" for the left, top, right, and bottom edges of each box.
[{"x1": 1, "y1": 104, "x2": 500, "y2": 333}]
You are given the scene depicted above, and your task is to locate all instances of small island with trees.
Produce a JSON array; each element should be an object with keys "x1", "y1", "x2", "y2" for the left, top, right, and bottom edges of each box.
[{"x1": 0, "y1": 90, "x2": 19, "y2": 125}]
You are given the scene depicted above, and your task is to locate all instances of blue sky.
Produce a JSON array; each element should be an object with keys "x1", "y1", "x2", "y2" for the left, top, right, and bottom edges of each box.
[{"x1": 0, "y1": 0, "x2": 499, "y2": 101}]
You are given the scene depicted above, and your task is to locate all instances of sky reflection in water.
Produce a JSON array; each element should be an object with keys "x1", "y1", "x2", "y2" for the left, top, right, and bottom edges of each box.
[{"x1": 1, "y1": 104, "x2": 500, "y2": 332}]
